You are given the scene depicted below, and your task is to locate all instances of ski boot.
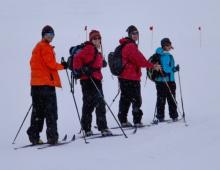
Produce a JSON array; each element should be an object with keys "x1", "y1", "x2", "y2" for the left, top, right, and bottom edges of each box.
[
  {"x1": 134, "y1": 122, "x2": 144, "y2": 128},
  {"x1": 101, "y1": 129, "x2": 113, "y2": 137},
  {"x1": 85, "y1": 130, "x2": 93, "y2": 137},
  {"x1": 121, "y1": 121, "x2": 133, "y2": 127}
]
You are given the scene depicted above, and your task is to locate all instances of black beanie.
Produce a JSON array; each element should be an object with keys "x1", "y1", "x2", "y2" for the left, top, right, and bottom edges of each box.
[
  {"x1": 41, "y1": 25, "x2": 54, "y2": 37},
  {"x1": 161, "y1": 38, "x2": 173, "y2": 49},
  {"x1": 126, "y1": 25, "x2": 138, "y2": 36}
]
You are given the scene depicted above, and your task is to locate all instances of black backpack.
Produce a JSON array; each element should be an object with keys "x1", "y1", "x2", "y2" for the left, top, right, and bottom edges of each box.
[
  {"x1": 67, "y1": 42, "x2": 98, "y2": 79},
  {"x1": 146, "y1": 53, "x2": 161, "y2": 81},
  {"x1": 108, "y1": 42, "x2": 130, "y2": 76},
  {"x1": 67, "y1": 43, "x2": 86, "y2": 71}
]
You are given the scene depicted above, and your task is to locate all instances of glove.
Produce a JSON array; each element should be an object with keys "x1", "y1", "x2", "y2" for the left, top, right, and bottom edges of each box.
[
  {"x1": 61, "y1": 60, "x2": 68, "y2": 69},
  {"x1": 81, "y1": 66, "x2": 92, "y2": 77},
  {"x1": 173, "y1": 64, "x2": 180, "y2": 72},
  {"x1": 102, "y1": 59, "x2": 107, "y2": 68},
  {"x1": 72, "y1": 69, "x2": 82, "y2": 79},
  {"x1": 153, "y1": 64, "x2": 161, "y2": 72}
]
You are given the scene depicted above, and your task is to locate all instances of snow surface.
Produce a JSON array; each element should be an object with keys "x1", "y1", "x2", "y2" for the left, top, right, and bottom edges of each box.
[{"x1": 0, "y1": 0, "x2": 220, "y2": 170}]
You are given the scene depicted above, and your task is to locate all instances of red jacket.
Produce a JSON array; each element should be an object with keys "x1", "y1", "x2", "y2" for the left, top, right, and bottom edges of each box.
[
  {"x1": 73, "y1": 42, "x2": 104, "y2": 80},
  {"x1": 30, "y1": 40, "x2": 64, "y2": 87},
  {"x1": 119, "y1": 38, "x2": 154, "y2": 81}
]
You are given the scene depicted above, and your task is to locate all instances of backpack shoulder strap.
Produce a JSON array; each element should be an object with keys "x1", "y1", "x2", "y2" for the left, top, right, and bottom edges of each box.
[
  {"x1": 154, "y1": 53, "x2": 161, "y2": 64},
  {"x1": 119, "y1": 40, "x2": 134, "y2": 71}
]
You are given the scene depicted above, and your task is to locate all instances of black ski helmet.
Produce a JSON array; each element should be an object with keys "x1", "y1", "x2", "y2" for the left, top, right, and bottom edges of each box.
[
  {"x1": 126, "y1": 25, "x2": 138, "y2": 37},
  {"x1": 41, "y1": 25, "x2": 54, "y2": 37}
]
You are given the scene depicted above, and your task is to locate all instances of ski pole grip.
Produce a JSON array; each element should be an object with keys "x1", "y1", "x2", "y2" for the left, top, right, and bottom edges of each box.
[{"x1": 61, "y1": 57, "x2": 65, "y2": 62}]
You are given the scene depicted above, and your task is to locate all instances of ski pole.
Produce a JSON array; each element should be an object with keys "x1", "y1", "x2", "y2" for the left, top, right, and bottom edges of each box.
[
  {"x1": 70, "y1": 72, "x2": 88, "y2": 143},
  {"x1": 109, "y1": 89, "x2": 120, "y2": 108},
  {"x1": 12, "y1": 104, "x2": 32, "y2": 144},
  {"x1": 85, "y1": 26, "x2": 88, "y2": 41},
  {"x1": 96, "y1": 89, "x2": 120, "y2": 124},
  {"x1": 149, "y1": 26, "x2": 154, "y2": 49},
  {"x1": 198, "y1": 26, "x2": 202, "y2": 48},
  {"x1": 62, "y1": 57, "x2": 88, "y2": 144},
  {"x1": 144, "y1": 71, "x2": 148, "y2": 87},
  {"x1": 160, "y1": 71, "x2": 183, "y2": 116},
  {"x1": 104, "y1": 83, "x2": 120, "y2": 115},
  {"x1": 177, "y1": 71, "x2": 187, "y2": 124},
  {"x1": 88, "y1": 76, "x2": 127, "y2": 138},
  {"x1": 152, "y1": 104, "x2": 157, "y2": 123}
]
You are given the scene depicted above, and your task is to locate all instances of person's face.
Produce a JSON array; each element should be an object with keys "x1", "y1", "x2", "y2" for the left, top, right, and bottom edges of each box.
[
  {"x1": 43, "y1": 33, "x2": 55, "y2": 43},
  {"x1": 92, "y1": 36, "x2": 101, "y2": 49},
  {"x1": 130, "y1": 31, "x2": 139, "y2": 41},
  {"x1": 163, "y1": 44, "x2": 173, "y2": 51}
]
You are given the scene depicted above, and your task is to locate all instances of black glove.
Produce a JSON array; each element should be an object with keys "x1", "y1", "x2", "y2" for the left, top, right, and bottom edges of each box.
[
  {"x1": 72, "y1": 69, "x2": 82, "y2": 79},
  {"x1": 173, "y1": 64, "x2": 180, "y2": 72},
  {"x1": 61, "y1": 60, "x2": 68, "y2": 69},
  {"x1": 102, "y1": 59, "x2": 107, "y2": 68},
  {"x1": 81, "y1": 66, "x2": 92, "y2": 77}
]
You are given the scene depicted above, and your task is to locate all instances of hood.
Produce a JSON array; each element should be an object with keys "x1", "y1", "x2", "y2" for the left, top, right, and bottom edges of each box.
[
  {"x1": 119, "y1": 37, "x2": 134, "y2": 45},
  {"x1": 156, "y1": 47, "x2": 171, "y2": 55},
  {"x1": 156, "y1": 47, "x2": 164, "y2": 55}
]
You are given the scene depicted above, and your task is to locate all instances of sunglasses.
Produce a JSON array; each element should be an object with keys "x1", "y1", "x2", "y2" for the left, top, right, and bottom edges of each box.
[
  {"x1": 131, "y1": 31, "x2": 139, "y2": 35},
  {"x1": 92, "y1": 36, "x2": 101, "y2": 40},
  {"x1": 45, "y1": 32, "x2": 55, "y2": 37}
]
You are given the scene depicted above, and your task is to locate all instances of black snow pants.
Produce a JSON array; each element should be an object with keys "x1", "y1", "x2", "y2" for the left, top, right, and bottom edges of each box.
[
  {"x1": 27, "y1": 86, "x2": 58, "y2": 142},
  {"x1": 155, "y1": 82, "x2": 178, "y2": 120},
  {"x1": 80, "y1": 79, "x2": 108, "y2": 132},
  {"x1": 118, "y1": 78, "x2": 143, "y2": 124}
]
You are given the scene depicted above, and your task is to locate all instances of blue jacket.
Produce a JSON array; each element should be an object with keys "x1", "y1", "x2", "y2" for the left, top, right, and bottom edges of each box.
[{"x1": 155, "y1": 47, "x2": 177, "y2": 82}]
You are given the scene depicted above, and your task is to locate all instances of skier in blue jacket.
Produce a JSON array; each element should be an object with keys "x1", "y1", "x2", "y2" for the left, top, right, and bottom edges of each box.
[{"x1": 155, "y1": 38, "x2": 179, "y2": 122}]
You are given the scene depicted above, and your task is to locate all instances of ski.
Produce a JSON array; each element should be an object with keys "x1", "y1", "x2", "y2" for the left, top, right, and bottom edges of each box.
[
  {"x1": 132, "y1": 119, "x2": 186, "y2": 133},
  {"x1": 37, "y1": 134, "x2": 75, "y2": 150},
  {"x1": 110, "y1": 126, "x2": 134, "y2": 130},
  {"x1": 94, "y1": 125, "x2": 138, "y2": 130},
  {"x1": 14, "y1": 134, "x2": 68, "y2": 150},
  {"x1": 86, "y1": 133, "x2": 123, "y2": 140},
  {"x1": 146, "y1": 118, "x2": 186, "y2": 127},
  {"x1": 14, "y1": 143, "x2": 46, "y2": 150},
  {"x1": 37, "y1": 141, "x2": 72, "y2": 149},
  {"x1": 166, "y1": 118, "x2": 189, "y2": 126},
  {"x1": 132, "y1": 125, "x2": 149, "y2": 134},
  {"x1": 74, "y1": 133, "x2": 106, "y2": 140}
]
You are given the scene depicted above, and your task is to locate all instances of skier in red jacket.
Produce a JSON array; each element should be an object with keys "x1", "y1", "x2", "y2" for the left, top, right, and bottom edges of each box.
[
  {"x1": 73, "y1": 30, "x2": 112, "y2": 136},
  {"x1": 118, "y1": 25, "x2": 161, "y2": 127}
]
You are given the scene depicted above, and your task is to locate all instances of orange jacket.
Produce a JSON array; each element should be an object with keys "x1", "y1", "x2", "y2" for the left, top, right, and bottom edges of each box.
[{"x1": 30, "y1": 40, "x2": 64, "y2": 87}]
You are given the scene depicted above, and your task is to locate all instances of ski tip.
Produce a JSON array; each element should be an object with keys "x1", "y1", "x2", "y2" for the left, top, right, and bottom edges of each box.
[
  {"x1": 71, "y1": 134, "x2": 76, "y2": 141},
  {"x1": 62, "y1": 134, "x2": 68, "y2": 141}
]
